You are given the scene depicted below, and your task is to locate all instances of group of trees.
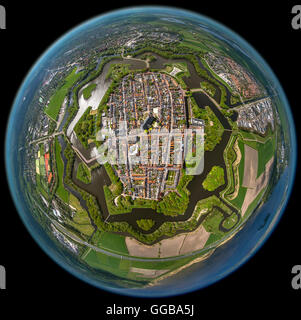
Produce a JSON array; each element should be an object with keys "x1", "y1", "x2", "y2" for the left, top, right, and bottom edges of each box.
[
  {"x1": 157, "y1": 171, "x2": 193, "y2": 216},
  {"x1": 201, "y1": 81, "x2": 216, "y2": 97},
  {"x1": 74, "y1": 107, "x2": 95, "y2": 149},
  {"x1": 191, "y1": 100, "x2": 224, "y2": 151},
  {"x1": 139, "y1": 53, "x2": 157, "y2": 62},
  {"x1": 82, "y1": 83, "x2": 97, "y2": 100},
  {"x1": 105, "y1": 63, "x2": 130, "y2": 81},
  {"x1": 136, "y1": 219, "x2": 155, "y2": 231}
]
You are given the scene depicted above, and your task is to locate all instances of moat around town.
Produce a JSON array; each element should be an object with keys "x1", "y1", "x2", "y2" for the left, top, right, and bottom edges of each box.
[{"x1": 58, "y1": 52, "x2": 240, "y2": 243}]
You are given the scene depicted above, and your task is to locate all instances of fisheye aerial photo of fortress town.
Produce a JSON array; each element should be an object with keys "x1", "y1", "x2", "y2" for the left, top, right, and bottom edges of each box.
[{"x1": 6, "y1": 7, "x2": 295, "y2": 297}]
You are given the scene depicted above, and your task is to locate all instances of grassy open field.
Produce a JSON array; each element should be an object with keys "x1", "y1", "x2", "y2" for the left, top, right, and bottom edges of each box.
[
  {"x1": 36, "y1": 169, "x2": 49, "y2": 200},
  {"x1": 222, "y1": 213, "x2": 239, "y2": 229},
  {"x1": 178, "y1": 30, "x2": 212, "y2": 52},
  {"x1": 66, "y1": 194, "x2": 94, "y2": 237},
  {"x1": 83, "y1": 242, "x2": 212, "y2": 281},
  {"x1": 202, "y1": 166, "x2": 225, "y2": 191},
  {"x1": 241, "y1": 135, "x2": 276, "y2": 178},
  {"x1": 83, "y1": 250, "x2": 128, "y2": 278},
  {"x1": 91, "y1": 230, "x2": 129, "y2": 255},
  {"x1": 45, "y1": 68, "x2": 82, "y2": 121}
]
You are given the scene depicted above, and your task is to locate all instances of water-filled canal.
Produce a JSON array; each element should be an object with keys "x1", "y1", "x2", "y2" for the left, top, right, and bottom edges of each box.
[{"x1": 59, "y1": 53, "x2": 237, "y2": 240}]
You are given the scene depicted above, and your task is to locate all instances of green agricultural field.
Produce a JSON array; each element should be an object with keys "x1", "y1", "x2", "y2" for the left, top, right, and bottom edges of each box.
[
  {"x1": 178, "y1": 30, "x2": 211, "y2": 52},
  {"x1": 36, "y1": 169, "x2": 49, "y2": 199},
  {"x1": 76, "y1": 162, "x2": 91, "y2": 184},
  {"x1": 256, "y1": 137, "x2": 276, "y2": 177},
  {"x1": 83, "y1": 249, "x2": 129, "y2": 279},
  {"x1": 83, "y1": 237, "x2": 212, "y2": 281},
  {"x1": 54, "y1": 137, "x2": 69, "y2": 203},
  {"x1": 202, "y1": 166, "x2": 225, "y2": 191},
  {"x1": 45, "y1": 68, "x2": 82, "y2": 121},
  {"x1": 35, "y1": 143, "x2": 49, "y2": 198},
  {"x1": 91, "y1": 230, "x2": 129, "y2": 255},
  {"x1": 83, "y1": 83, "x2": 97, "y2": 100},
  {"x1": 240, "y1": 134, "x2": 276, "y2": 178}
]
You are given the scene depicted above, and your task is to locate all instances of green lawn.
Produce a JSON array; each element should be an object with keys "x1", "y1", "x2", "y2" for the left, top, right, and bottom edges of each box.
[
  {"x1": 55, "y1": 137, "x2": 69, "y2": 202},
  {"x1": 45, "y1": 68, "x2": 82, "y2": 121},
  {"x1": 202, "y1": 166, "x2": 225, "y2": 191}
]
